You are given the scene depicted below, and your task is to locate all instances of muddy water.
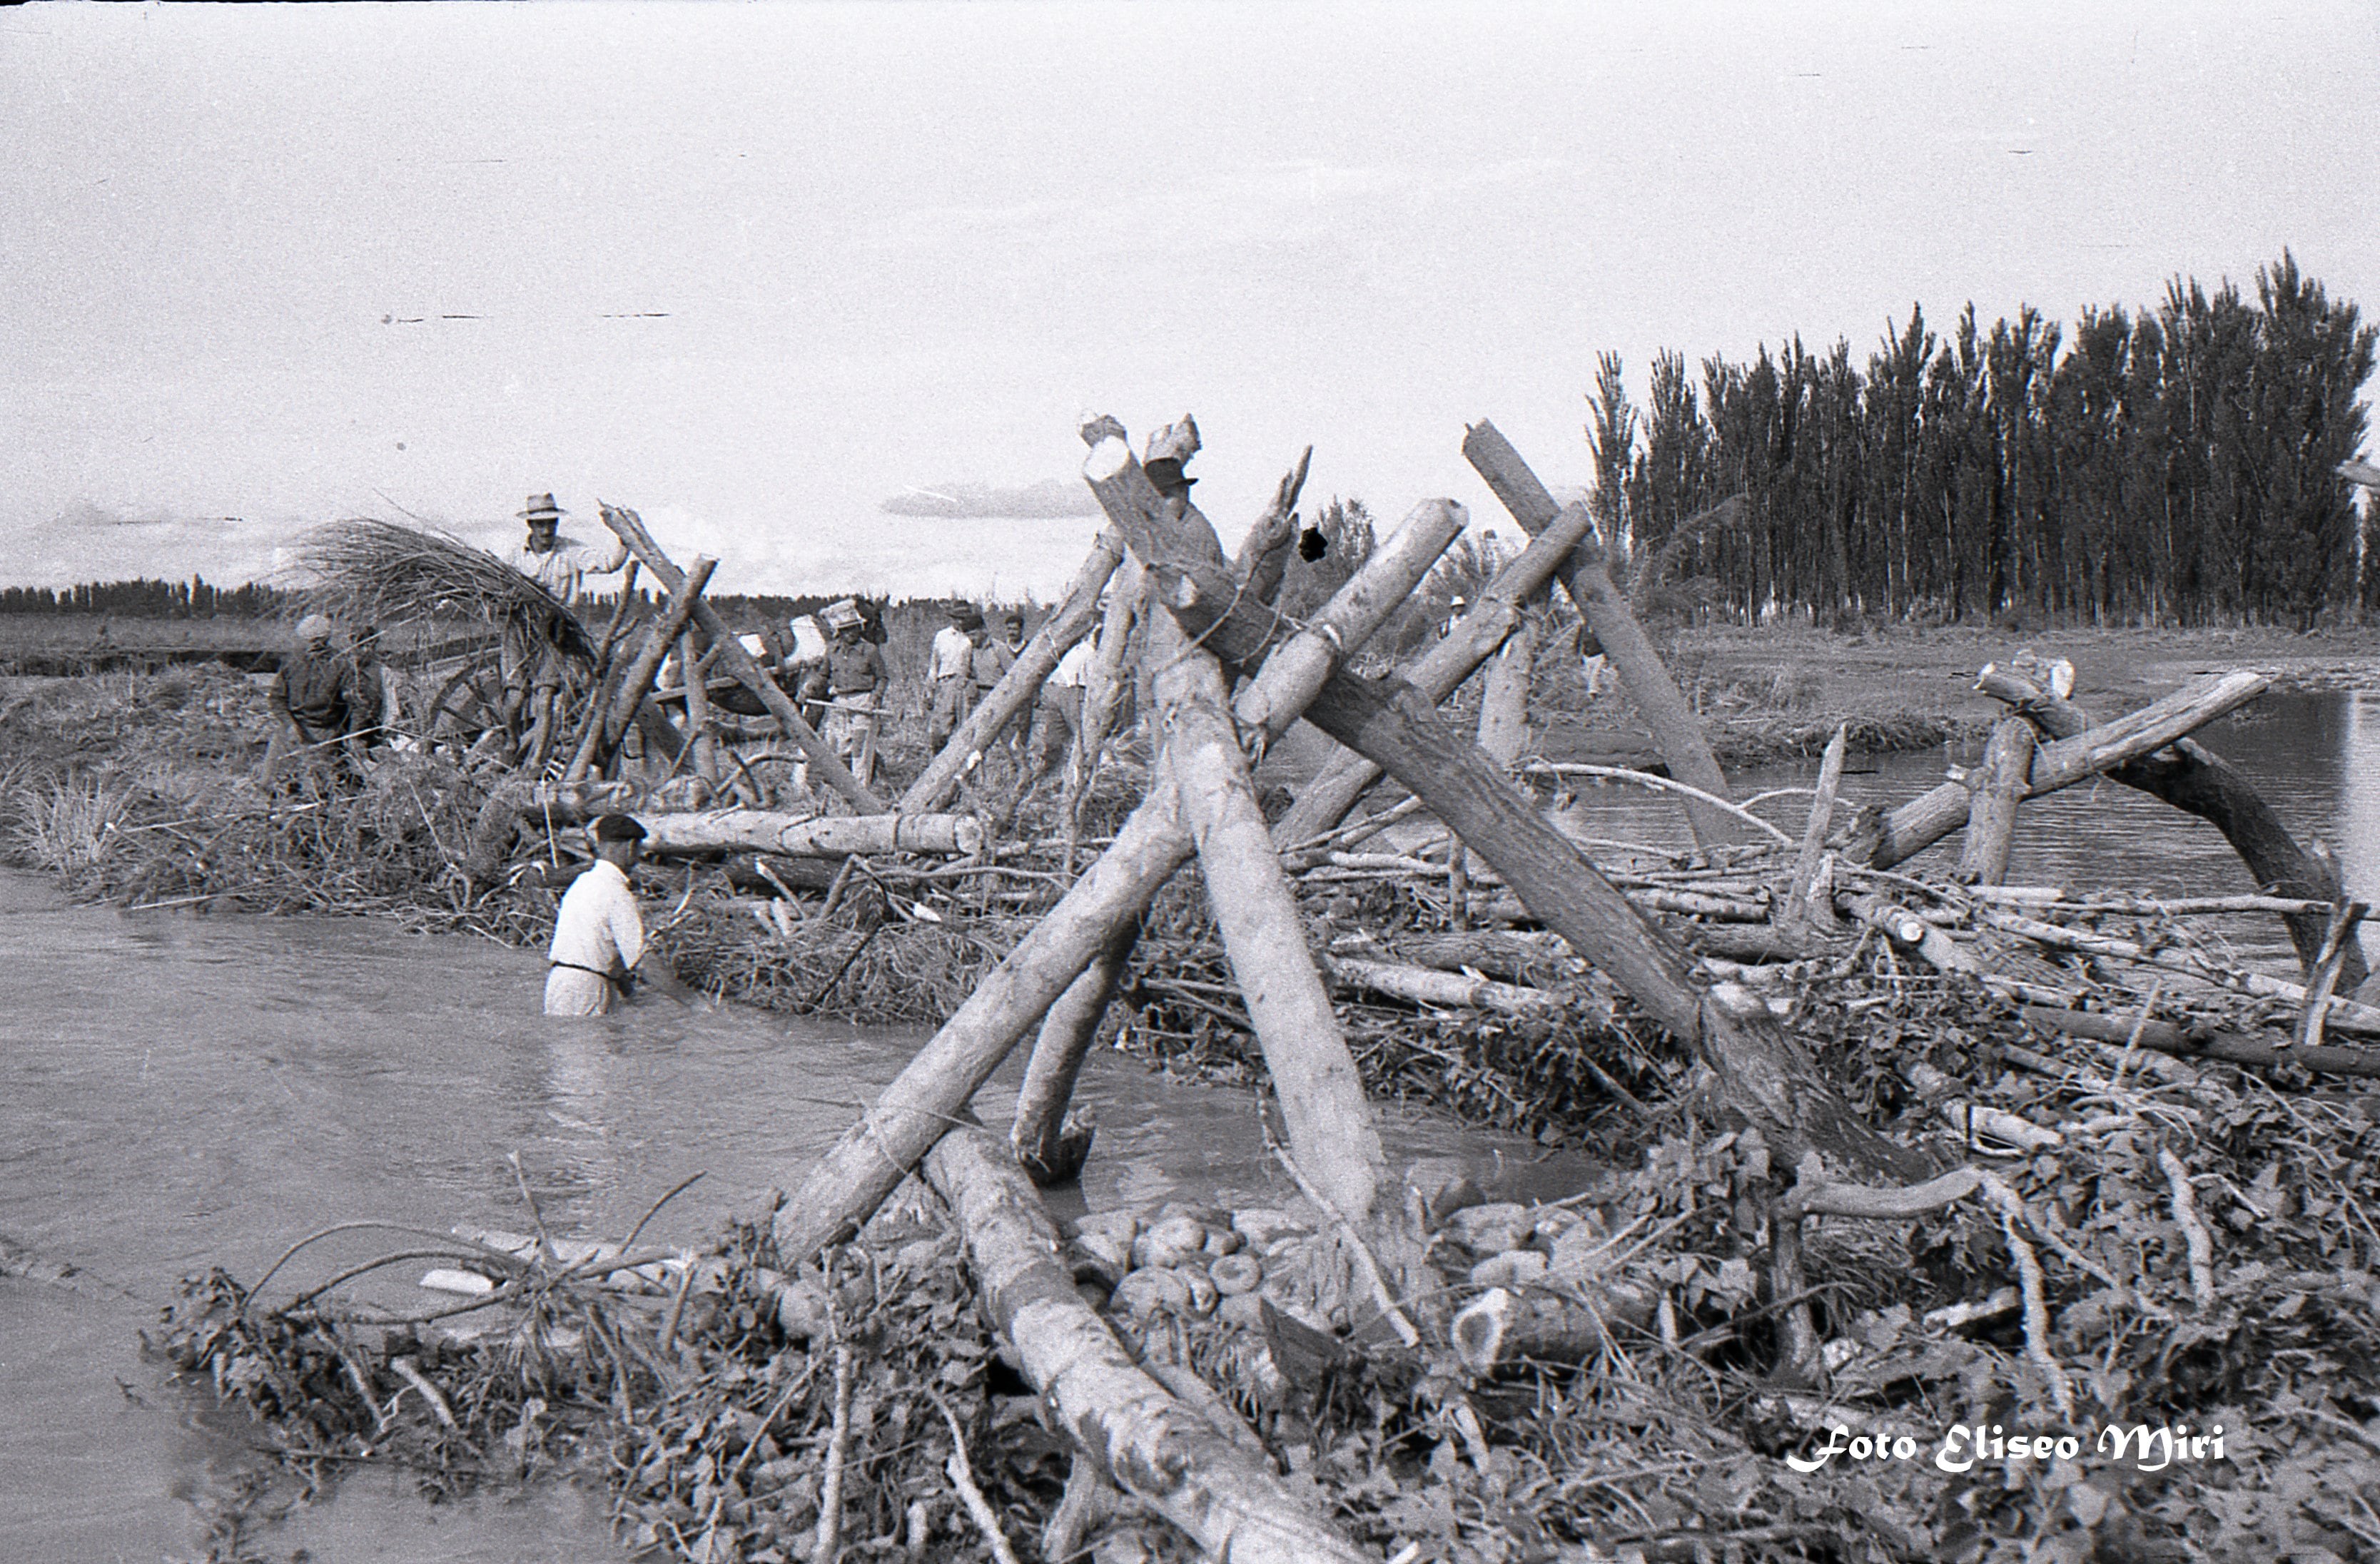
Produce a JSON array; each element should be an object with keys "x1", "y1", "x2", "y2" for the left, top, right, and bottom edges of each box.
[{"x1": 0, "y1": 870, "x2": 1566, "y2": 1560}]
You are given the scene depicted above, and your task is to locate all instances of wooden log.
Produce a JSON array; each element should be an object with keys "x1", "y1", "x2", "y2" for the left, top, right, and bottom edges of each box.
[
  {"x1": 1325, "y1": 954, "x2": 1584, "y2": 1019},
  {"x1": 1844, "y1": 671, "x2": 2270, "y2": 870},
  {"x1": 1476, "y1": 616, "x2": 1537, "y2": 767},
  {"x1": 1462, "y1": 420, "x2": 1751, "y2": 848},
  {"x1": 1010, "y1": 920, "x2": 1137, "y2": 1185},
  {"x1": 1956, "y1": 717, "x2": 2036, "y2": 886},
  {"x1": 599, "y1": 506, "x2": 883, "y2": 812},
  {"x1": 1153, "y1": 611, "x2": 1387, "y2": 1224},
  {"x1": 773, "y1": 483, "x2": 1445, "y2": 1260},
  {"x1": 1978, "y1": 906, "x2": 2380, "y2": 1035},
  {"x1": 1076, "y1": 420, "x2": 1918, "y2": 1179},
  {"x1": 1269, "y1": 501, "x2": 1601, "y2": 855},
  {"x1": 1062, "y1": 556, "x2": 1147, "y2": 844},
  {"x1": 1232, "y1": 445, "x2": 1312, "y2": 606},
  {"x1": 1978, "y1": 666, "x2": 2364, "y2": 987},
  {"x1": 899, "y1": 530, "x2": 1125, "y2": 814},
  {"x1": 1227, "y1": 499, "x2": 1467, "y2": 737},
  {"x1": 624, "y1": 810, "x2": 985, "y2": 859},
  {"x1": 679, "y1": 629, "x2": 722, "y2": 788},
  {"x1": 1449, "y1": 1279, "x2": 1656, "y2": 1374},
  {"x1": 1779, "y1": 726, "x2": 1846, "y2": 930},
  {"x1": 569, "y1": 554, "x2": 714, "y2": 781},
  {"x1": 2020, "y1": 1005, "x2": 2380, "y2": 1080},
  {"x1": 918, "y1": 1126, "x2": 1374, "y2": 1564}
]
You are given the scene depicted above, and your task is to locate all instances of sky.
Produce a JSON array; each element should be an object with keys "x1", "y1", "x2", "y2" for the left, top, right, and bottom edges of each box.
[{"x1": 4, "y1": 1, "x2": 2376, "y2": 599}]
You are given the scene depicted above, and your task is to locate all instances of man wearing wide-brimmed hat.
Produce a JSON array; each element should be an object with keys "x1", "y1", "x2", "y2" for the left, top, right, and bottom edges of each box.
[
  {"x1": 811, "y1": 600, "x2": 887, "y2": 788},
  {"x1": 507, "y1": 493, "x2": 628, "y2": 610},
  {"x1": 501, "y1": 492, "x2": 629, "y2": 761}
]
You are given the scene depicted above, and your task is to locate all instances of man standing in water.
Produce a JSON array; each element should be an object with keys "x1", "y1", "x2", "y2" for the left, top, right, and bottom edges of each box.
[{"x1": 545, "y1": 813, "x2": 657, "y2": 1016}]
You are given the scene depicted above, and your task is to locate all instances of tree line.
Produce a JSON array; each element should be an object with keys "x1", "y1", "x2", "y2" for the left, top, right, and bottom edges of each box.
[
  {"x1": 1590, "y1": 251, "x2": 2377, "y2": 629},
  {"x1": 0, "y1": 576, "x2": 289, "y2": 619}
]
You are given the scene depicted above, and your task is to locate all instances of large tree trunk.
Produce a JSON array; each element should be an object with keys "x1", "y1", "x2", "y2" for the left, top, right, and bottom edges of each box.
[
  {"x1": 1154, "y1": 613, "x2": 1387, "y2": 1223},
  {"x1": 1979, "y1": 668, "x2": 2365, "y2": 987},
  {"x1": 574, "y1": 554, "x2": 715, "y2": 778},
  {"x1": 919, "y1": 1126, "x2": 1375, "y2": 1564},
  {"x1": 900, "y1": 531, "x2": 1125, "y2": 813},
  {"x1": 1476, "y1": 616, "x2": 1537, "y2": 767},
  {"x1": 1955, "y1": 717, "x2": 2036, "y2": 886},
  {"x1": 599, "y1": 505, "x2": 883, "y2": 812},
  {"x1": 1461, "y1": 420, "x2": 1753, "y2": 848}
]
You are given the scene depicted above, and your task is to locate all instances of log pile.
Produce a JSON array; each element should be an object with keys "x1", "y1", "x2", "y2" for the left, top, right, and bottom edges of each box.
[{"x1": 192, "y1": 415, "x2": 2380, "y2": 1563}]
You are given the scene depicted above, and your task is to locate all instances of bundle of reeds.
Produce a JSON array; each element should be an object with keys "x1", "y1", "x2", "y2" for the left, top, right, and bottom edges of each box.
[{"x1": 290, "y1": 517, "x2": 595, "y2": 663}]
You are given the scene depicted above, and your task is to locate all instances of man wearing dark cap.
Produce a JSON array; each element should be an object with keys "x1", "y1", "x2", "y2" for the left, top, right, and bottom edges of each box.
[{"x1": 545, "y1": 813, "x2": 656, "y2": 1016}]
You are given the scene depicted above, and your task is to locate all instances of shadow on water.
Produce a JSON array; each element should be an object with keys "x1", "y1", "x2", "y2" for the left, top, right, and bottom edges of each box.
[{"x1": 0, "y1": 869, "x2": 1573, "y2": 1558}]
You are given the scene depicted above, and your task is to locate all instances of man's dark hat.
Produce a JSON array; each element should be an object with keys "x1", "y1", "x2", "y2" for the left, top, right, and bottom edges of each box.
[
  {"x1": 592, "y1": 813, "x2": 647, "y2": 843},
  {"x1": 520, "y1": 493, "x2": 565, "y2": 522},
  {"x1": 1143, "y1": 457, "x2": 1197, "y2": 492}
]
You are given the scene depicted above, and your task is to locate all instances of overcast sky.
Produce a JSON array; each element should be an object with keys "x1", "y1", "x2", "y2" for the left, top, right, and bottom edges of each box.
[{"x1": 4, "y1": 1, "x2": 2374, "y2": 599}]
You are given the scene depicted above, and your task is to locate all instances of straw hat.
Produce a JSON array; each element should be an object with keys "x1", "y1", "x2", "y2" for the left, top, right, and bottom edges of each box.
[{"x1": 518, "y1": 493, "x2": 566, "y2": 523}]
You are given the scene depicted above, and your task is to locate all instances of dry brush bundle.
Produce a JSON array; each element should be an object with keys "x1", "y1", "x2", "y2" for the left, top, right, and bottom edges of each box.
[{"x1": 290, "y1": 517, "x2": 595, "y2": 664}]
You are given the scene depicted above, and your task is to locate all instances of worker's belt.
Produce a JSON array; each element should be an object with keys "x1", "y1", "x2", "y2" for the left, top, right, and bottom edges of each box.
[{"x1": 550, "y1": 959, "x2": 631, "y2": 996}]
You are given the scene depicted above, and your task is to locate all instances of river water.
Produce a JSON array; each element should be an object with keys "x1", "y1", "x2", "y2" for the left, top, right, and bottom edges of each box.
[
  {"x1": 0, "y1": 874, "x2": 1563, "y2": 1560},
  {"x1": 4, "y1": 691, "x2": 2371, "y2": 1559}
]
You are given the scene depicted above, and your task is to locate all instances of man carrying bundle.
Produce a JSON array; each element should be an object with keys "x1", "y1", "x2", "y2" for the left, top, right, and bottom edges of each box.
[
  {"x1": 268, "y1": 614, "x2": 357, "y2": 783},
  {"x1": 503, "y1": 492, "x2": 629, "y2": 763},
  {"x1": 545, "y1": 813, "x2": 670, "y2": 1016}
]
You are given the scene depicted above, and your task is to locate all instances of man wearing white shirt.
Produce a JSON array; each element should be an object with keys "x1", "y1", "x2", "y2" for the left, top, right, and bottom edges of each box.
[
  {"x1": 545, "y1": 814, "x2": 655, "y2": 1017},
  {"x1": 926, "y1": 603, "x2": 981, "y2": 752},
  {"x1": 503, "y1": 493, "x2": 629, "y2": 758}
]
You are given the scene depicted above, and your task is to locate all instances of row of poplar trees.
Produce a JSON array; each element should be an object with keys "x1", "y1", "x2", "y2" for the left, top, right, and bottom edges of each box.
[{"x1": 1591, "y1": 252, "x2": 2377, "y2": 629}]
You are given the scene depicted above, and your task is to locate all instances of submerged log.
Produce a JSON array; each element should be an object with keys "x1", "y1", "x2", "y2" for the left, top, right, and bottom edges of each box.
[
  {"x1": 1462, "y1": 420, "x2": 1752, "y2": 848},
  {"x1": 1010, "y1": 920, "x2": 1138, "y2": 1185},
  {"x1": 599, "y1": 504, "x2": 883, "y2": 812},
  {"x1": 919, "y1": 1127, "x2": 1374, "y2": 1564},
  {"x1": 1955, "y1": 718, "x2": 2036, "y2": 887},
  {"x1": 1978, "y1": 666, "x2": 2366, "y2": 987},
  {"x1": 900, "y1": 529, "x2": 1125, "y2": 814},
  {"x1": 1844, "y1": 671, "x2": 2270, "y2": 871}
]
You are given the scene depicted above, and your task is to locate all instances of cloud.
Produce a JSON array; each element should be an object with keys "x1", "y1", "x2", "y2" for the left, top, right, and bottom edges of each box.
[{"x1": 879, "y1": 479, "x2": 1100, "y2": 520}]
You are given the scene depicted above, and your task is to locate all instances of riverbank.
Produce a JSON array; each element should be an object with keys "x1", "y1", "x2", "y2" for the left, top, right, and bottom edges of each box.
[{"x1": 12, "y1": 644, "x2": 2380, "y2": 1560}]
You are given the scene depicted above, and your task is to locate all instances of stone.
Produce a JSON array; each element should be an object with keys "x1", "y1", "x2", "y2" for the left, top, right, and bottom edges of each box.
[
  {"x1": 1209, "y1": 1252, "x2": 1264, "y2": 1296},
  {"x1": 1447, "y1": 1202, "x2": 1533, "y2": 1256},
  {"x1": 1132, "y1": 1215, "x2": 1210, "y2": 1271},
  {"x1": 1469, "y1": 1249, "x2": 1549, "y2": 1289},
  {"x1": 1109, "y1": 1267, "x2": 1193, "y2": 1320},
  {"x1": 1229, "y1": 1208, "x2": 1310, "y2": 1250}
]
